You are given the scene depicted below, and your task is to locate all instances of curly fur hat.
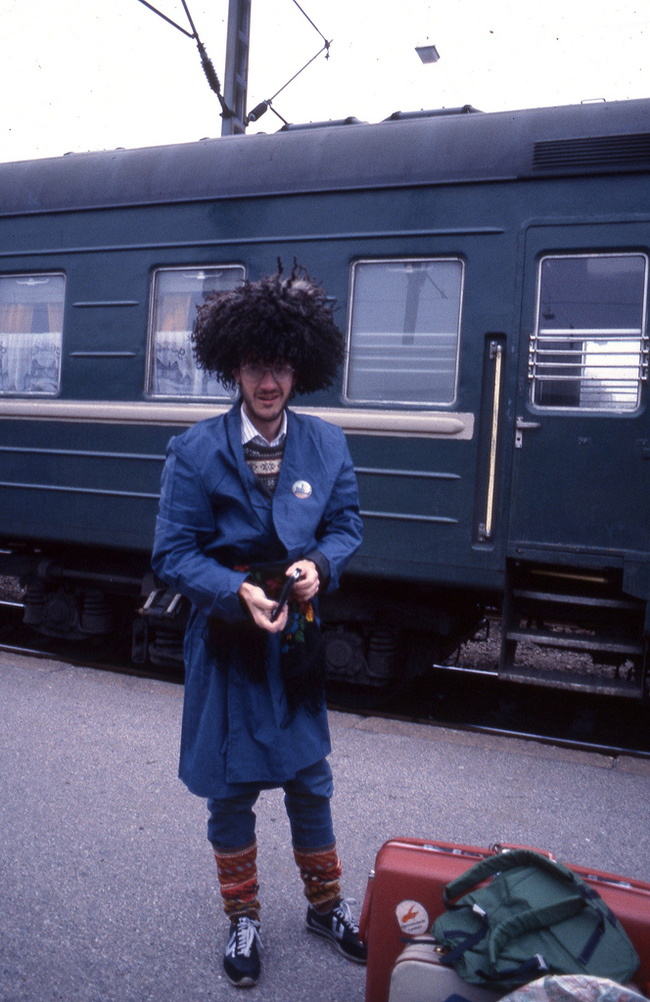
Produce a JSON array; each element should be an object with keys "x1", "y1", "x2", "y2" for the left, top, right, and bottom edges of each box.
[{"x1": 192, "y1": 262, "x2": 344, "y2": 395}]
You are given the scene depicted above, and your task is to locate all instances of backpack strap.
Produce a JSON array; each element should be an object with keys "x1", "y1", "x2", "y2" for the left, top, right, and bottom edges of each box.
[
  {"x1": 440, "y1": 894, "x2": 590, "y2": 969},
  {"x1": 487, "y1": 895, "x2": 589, "y2": 969},
  {"x1": 477, "y1": 954, "x2": 550, "y2": 985},
  {"x1": 437, "y1": 906, "x2": 491, "y2": 966},
  {"x1": 443, "y1": 849, "x2": 578, "y2": 906}
]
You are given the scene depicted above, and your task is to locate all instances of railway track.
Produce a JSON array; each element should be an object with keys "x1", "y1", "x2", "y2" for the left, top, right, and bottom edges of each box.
[{"x1": 2, "y1": 598, "x2": 649, "y2": 758}]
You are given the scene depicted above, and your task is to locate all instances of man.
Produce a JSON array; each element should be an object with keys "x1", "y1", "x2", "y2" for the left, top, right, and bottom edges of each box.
[{"x1": 152, "y1": 265, "x2": 366, "y2": 988}]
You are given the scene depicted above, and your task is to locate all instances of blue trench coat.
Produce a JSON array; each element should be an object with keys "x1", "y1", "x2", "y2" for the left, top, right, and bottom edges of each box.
[{"x1": 152, "y1": 403, "x2": 362, "y2": 797}]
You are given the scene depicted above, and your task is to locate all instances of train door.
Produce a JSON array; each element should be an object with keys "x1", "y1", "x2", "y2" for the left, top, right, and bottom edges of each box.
[{"x1": 509, "y1": 224, "x2": 650, "y2": 557}]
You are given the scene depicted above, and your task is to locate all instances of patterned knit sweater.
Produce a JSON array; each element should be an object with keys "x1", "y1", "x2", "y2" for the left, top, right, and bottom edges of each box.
[{"x1": 243, "y1": 434, "x2": 286, "y2": 496}]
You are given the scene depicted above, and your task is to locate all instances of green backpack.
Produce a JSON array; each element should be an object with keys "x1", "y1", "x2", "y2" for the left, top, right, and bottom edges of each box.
[{"x1": 431, "y1": 849, "x2": 640, "y2": 992}]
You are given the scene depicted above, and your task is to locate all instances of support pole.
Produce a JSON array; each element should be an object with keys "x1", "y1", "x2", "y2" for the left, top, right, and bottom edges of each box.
[{"x1": 221, "y1": 0, "x2": 251, "y2": 135}]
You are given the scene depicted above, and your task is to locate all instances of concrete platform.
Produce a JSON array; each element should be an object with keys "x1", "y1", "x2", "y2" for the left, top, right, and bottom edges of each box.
[{"x1": 1, "y1": 652, "x2": 649, "y2": 1001}]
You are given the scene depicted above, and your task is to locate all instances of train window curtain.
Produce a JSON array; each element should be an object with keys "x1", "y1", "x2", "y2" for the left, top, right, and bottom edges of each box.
[
  {"x1": 345, "y1": 258, "x2": 464, "y2": 405},
  {"x1": 0, "y1": 274, "x2": 64, "y2": 395},
  {"x1": 530, "y1": 253, "x2": 649, "y2": 412},
  {"x1": 147, "y1": 265, "x2": 245, "y2": 398}
]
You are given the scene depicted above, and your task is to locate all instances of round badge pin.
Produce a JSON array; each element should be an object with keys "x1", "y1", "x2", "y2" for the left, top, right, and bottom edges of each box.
[
  {"x1": 292, "y1": 480, "x2": 312, "y2": 499},
  {"x1": 395, "y1": 899, "x2": 430, "y2": 937}
]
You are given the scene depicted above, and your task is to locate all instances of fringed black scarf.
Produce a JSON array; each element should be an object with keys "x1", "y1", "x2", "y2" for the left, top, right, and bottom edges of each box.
[{"x1": 205, "y1": 562, "x2": 326, "y2": 720}]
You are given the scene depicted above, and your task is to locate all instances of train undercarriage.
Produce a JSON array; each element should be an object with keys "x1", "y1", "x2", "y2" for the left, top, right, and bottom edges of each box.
[{"x1": 2, "y1": 544, "x2": 648, "y2": 708}]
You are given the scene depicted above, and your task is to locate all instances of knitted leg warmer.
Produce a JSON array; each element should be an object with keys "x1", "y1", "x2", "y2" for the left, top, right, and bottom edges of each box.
[
  {"x1": 213, "y1": 841, "x2": 260, "y2": 922},
  {"x1": 293, "y1": 843, "x2": 342, "y2": 913}
]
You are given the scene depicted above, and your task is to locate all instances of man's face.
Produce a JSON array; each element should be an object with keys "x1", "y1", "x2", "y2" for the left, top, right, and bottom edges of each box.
[{"x1": 234, "y1": 360, "x2": 297, "y2": 432}]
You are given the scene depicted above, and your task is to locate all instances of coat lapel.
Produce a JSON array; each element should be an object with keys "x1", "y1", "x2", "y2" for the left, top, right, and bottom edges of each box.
[{"x1": 273, "y1": 409, "x2": 330, "y2": 553}]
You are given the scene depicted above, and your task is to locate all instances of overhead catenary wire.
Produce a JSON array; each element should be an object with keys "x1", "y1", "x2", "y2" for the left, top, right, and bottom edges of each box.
[
  {"x1": 134, "y1": 0, "x2": 235, "y2": 120},
  {"x1": 290, "y1": 0, "x2": 330, "y2": 49},
  {"x1": 246, "y1": 43, "x2": 330, "y2": 124},
  {"x1": 134, "y1": 0, "x2": 194, "y2": 37},
  {"x1": 134, "y1": 0, "x2": 331, "y2": 130},
  {"x1": 246, "y1": 1, "x2": 332, "y2": 125}
]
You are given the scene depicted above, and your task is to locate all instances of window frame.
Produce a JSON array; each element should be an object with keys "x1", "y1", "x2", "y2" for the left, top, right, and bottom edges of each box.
[
  {"x1": 343, "y1": 256, "x2": 465, "y2": 408},
  {"x1": 528, "y1": 251, "x2": 649, "y2": 415},
  {"x1": 145, "y1": 263, "x2": 245, "y2": 400},
  {"x1": 0, "y1": 270, "x2": 66, "y2": 398}
]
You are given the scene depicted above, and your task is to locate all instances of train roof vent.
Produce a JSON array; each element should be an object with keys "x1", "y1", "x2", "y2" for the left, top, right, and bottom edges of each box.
[
  {"x1": 533, "y1": 132, "x2": 650, "y2": 171},
  {"x1": 384, "y1": 106, "x2": 482, "y2": 121},
  {"x1": 279, "y1": 117, "x2": 366, "y2": 132}
]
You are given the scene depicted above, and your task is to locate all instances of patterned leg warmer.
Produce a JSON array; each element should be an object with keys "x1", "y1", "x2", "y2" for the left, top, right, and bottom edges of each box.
[
  {"x1": 213, "y1": 841, "x2": 261, "y2": 922},
  {"x1": 293, "y1": 843, "x2": 342, "y2": 913}
]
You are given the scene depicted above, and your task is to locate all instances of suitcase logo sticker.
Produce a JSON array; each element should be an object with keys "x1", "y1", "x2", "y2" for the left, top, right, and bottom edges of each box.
[{"x1": 396, "y1": 899, "x2": 429, "y2": 936}]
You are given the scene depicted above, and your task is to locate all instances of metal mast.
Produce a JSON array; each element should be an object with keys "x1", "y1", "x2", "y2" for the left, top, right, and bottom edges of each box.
[{"x1": 221, "y1": 0, "x2": 251, "y2": 135}]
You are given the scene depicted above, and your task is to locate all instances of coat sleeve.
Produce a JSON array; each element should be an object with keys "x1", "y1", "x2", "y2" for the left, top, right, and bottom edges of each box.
[
  {"x1": 151, "y1": 440, "x2": 248, "y2": 621},
  {"x1": 311, "y1": 429, "x2": 363, "y2": 594}
]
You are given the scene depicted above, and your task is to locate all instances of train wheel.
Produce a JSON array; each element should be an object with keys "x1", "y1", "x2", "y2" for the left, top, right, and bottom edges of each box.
[{"x1": 324, "y1": 621, "x2": 482, "y2": 712}]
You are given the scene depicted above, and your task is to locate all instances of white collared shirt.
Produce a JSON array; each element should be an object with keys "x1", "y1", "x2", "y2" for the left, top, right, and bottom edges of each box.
[{"x1": 240, "y1": 406, "x2": 287, "y2": 448}]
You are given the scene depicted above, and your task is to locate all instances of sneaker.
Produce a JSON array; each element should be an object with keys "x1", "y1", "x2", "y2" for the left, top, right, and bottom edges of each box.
[
  {"x1": 306, "y1": 898, "x2": 367, "y2": 964},
  {"x1": 223, "y1": 915, "x2": 262, "y2": 987}
]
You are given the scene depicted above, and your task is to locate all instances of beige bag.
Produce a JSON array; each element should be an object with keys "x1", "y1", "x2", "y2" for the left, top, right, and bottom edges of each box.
[{"x1": 388, "y1": 935, "x2": 504, "y2": 1002}]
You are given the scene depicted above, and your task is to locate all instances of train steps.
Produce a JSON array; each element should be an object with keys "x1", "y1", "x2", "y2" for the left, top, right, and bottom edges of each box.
[{"x1": 500, "y1": 563, "x2": 648, "y2": 699}]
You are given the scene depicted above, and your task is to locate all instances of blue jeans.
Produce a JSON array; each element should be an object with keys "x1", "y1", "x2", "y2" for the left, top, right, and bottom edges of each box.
[{"x1": 207, "y1": 758, "x2": 334, "y2": 851}]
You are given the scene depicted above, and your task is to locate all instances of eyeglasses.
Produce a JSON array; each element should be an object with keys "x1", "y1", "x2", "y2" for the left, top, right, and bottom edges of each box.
[{"x1": 240, "y1": 363, "x2": 295, "y2": 382}]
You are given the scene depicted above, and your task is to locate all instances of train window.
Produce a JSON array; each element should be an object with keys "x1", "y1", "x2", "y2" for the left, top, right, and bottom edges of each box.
[
  {"x1": 530, "y1": 253, "x2": 648, "y2": 411},
  {"x1": 147, "y1": 266, "x2": 245, "y2": 397},
  {"x1": 345, "y1": 259, "x2": 463, "y2": 405},
  {"x1": 0, "y1": 273, "x2": 64, "y2": 396}
]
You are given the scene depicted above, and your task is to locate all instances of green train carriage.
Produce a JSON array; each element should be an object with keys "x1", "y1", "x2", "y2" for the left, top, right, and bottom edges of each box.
[{"x1": 0, "y1": 97, "x2": 648, "y2": 701}]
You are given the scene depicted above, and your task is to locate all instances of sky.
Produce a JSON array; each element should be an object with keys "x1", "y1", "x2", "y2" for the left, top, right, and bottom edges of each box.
[{"x1": 1, "y1": 0, "x2": 649, "y2": 164}]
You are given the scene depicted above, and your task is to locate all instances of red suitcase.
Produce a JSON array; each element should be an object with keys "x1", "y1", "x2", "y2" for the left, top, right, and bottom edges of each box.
[{"x1": 359, "y1": 838, "x2": 650, "y2": 1002}]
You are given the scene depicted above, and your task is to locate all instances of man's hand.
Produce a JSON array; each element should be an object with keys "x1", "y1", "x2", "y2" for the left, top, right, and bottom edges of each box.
[
  {"x1": 238, "y1": 580, "x2": 288, "y2": 632},
  {"x1": 238, "y1": 561, "x2": 319, "y2": 632},
  {"x1": 285, "y1": 559, "x2": 319, "y2": 603}
]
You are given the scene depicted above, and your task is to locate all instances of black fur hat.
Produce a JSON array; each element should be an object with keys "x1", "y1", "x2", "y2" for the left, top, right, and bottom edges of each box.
[{"x1": 192, "y1": 262, "x2": 344, "y2": 394}]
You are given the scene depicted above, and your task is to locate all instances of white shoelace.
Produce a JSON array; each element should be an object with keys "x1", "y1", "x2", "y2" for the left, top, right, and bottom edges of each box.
[
  {"x1": 333, "y1": 898, "x2": 359, "y2": 933},
  {"x1": 227, "y1": 917, "x2": 263, "y2": 959}
]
